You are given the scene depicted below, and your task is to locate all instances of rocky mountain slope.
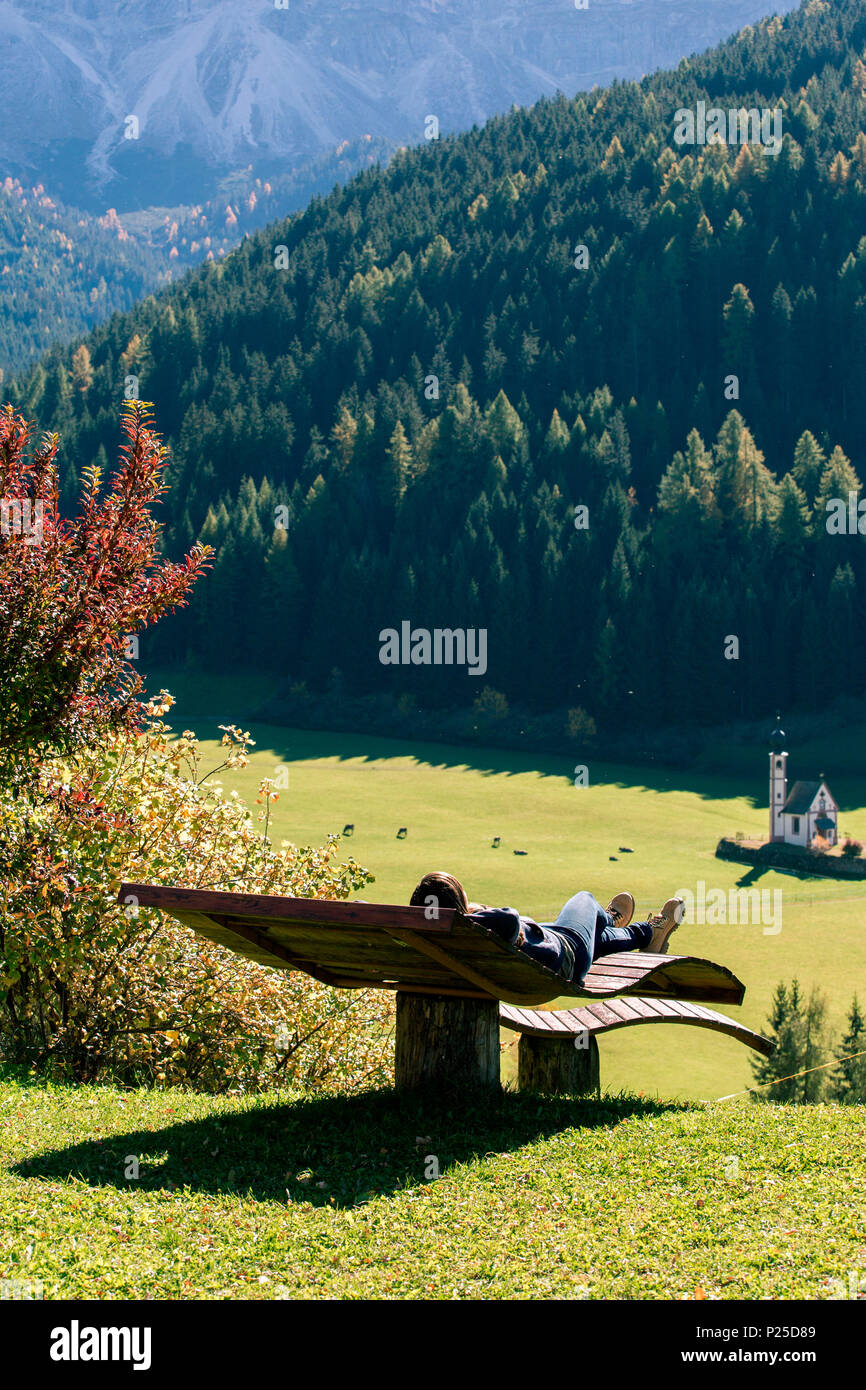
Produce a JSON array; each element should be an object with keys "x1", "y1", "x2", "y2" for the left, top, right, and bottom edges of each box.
[{"x1": 0, "y1": 0, "x2": 797, "y2": 209}]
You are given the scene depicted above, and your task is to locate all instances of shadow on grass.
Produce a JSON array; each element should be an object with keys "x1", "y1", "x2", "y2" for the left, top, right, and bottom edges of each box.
[
  {"x1": 735, "y1": 863, "x2": 844, "y2": 886},
  {"x1": 146, "y1": 666, "x2": 866, "y2": 812},
  {"x1": 184, "y1": 718, "x2": 769, "y2": 806},
  {"x1": 14, "y1": 1086, "x2": 686, "y2": 1209}
]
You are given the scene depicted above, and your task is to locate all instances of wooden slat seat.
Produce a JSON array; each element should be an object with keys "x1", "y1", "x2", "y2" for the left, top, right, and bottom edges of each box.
[
  {"x1": 119, "y1": 884, "x2": 748, "y2": 1007},
  {"x1": 500, "y1": 997, "x2": 775, "y2": 1056}
]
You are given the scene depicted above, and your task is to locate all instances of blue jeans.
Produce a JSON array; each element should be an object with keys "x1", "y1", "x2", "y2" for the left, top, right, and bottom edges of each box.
[
  {"x1": 546, "y1": 891, "x2": 653, "y2": 985},
  {"x1": 470, "y1": 893, "x2": 653, "y2": 986}
]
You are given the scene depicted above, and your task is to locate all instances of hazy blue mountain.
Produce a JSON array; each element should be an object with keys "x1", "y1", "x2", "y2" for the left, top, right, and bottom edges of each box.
[{"x1": 1, "y1": 0, "x2": 798, "y2": 211}]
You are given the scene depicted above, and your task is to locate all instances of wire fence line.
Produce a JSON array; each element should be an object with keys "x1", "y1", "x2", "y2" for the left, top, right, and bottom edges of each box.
[{"x1": 715, "y1": 1048, "x2": 866, "y2": 1103}]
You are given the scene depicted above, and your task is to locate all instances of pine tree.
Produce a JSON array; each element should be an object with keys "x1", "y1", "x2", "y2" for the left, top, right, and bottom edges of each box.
[
  {"x1": 829, "y1": 151, "x2": 851, "y2": 186},
  {"x1": 798, "y1": 985, "x2": 830, "y2": 1103},
  {"x1": 542, "y1": 409, "x2": 570, "y2": 465},
  {"x1": 484, "y1": 390, "x2": 527, "y2": 463},
  {"x1": 722, "y1": 283, "x2": 756, "y2": 374},
  {"x1": 850, "y1": 129, "x2": 866, "y2": 178},
  {"x1": 791, "y1": 430, "x2": 826, "y2": 504},
  {"x1": 713, "y1": 410, "x2": 776, "y2": 526},
  {"x1": 657, "y1": 428, "x2": 715, "y2": 524},
  {"x1": 772, "y1": 474, "x2": 810, "y2": 553},
  {"x1": 751, "y1": 980, "x2": 830, "y2": 1104},
  {"x1": 383, "y1": 421, "x2": 412, "y2": 508},
  {"x1": 816, "y1": 445, "x2": 862, "y2": 523},
  {"x1": 770, "y1": 283, "x2": 793, "y2": 415},
  {"x1": 70, "y1": 344, "x2": 94, "y2": 395},
  {"x1": 331, "y1": 405, "x2": 358, "y2": 473},
  {"x1": 830, "y1": 996, "x2": 866, "y2": 1103}
]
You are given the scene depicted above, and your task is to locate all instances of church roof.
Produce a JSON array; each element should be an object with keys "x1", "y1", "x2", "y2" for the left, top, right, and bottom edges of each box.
[{"x1": 783, "y1": 779, "x2": 835, "y2": 814}]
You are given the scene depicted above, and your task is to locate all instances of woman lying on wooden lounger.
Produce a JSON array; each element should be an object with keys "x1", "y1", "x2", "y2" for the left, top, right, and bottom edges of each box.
[{"x1": 409, "y1": 873, "x2": 685, "y2": 987}]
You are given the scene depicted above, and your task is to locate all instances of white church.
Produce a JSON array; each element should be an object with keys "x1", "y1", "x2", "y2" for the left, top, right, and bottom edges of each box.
[{"x1": 769, "y1": 716, "x2": 839, "y2": 848}]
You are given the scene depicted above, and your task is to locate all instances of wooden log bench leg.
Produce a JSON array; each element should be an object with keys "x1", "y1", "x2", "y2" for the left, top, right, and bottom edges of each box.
[
  {"x1": 517, "y1": 1032, "x2": 600, "y2": 1096},
  {"x1": 395, "y1": 991, "x2": 501, "y2": 1090}
]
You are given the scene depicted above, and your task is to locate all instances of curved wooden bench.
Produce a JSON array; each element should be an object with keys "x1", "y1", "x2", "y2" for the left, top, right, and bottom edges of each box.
[
  {"x1": 119, "y1": 883, "x2": 769, "y2": 1092},
  {"x1": 118, "y1": 884, "x2": 746, "y2": 1006},
  {"x1": 500, "y1": 997, "x2": 774, "y2": 1094}
]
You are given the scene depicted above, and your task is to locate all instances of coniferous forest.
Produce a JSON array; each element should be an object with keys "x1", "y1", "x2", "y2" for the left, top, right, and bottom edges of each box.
[
  {"x1": 0, "y1": 133, "x2": 393, "y2": 379},
  {"x1": 9, "y1": 0, "x2": 866, "y2": 732}
]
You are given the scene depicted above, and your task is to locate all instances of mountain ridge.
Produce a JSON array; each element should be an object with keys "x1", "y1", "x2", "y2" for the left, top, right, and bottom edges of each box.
[{"x1": 0, "y1": 0, "x2": 799, "y2": 209}]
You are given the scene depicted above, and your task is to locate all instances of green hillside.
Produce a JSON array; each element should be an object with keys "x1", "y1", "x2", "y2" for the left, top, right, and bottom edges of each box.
[
  {"x1": 0, "y1": 137, "x2": 393, "y2": 378},
  {"x1": 8, "y1": 0, "x2": 866, "y2": 731},
  {"x1": 0, "y1": 178, "x2": 168, "y2": 379},
  {"x1": 3, "y1": 1078, "x2": 863, "y2": 1300},
  {"x1": 153, "y1": 673, "x2": 866, "y2": 1102}
]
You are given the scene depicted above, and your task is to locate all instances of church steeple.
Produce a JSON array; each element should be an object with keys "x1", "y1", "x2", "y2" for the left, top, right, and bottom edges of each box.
[{"x1": 769, "y1": 712, "x2": 787, "y2": 842}]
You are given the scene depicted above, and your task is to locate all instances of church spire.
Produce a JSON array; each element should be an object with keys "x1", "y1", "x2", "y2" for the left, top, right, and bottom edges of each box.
[{"x1": 769, "y1": 712, "x2": 788, "y2": 842}]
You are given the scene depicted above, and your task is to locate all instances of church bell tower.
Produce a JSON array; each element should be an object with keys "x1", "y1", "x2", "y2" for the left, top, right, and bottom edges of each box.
[{"x1": 769, "y1": 713, "x2": 787, "y2": 843}]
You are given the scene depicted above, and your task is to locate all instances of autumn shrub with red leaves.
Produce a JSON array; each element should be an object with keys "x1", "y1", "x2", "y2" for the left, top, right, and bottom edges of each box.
[
  {"x1": 0, "y1": 399, "x2": 210, "y2": 789},
  {"x1": 0, "y1": 405, "x2": 393, "y2": 1089}
]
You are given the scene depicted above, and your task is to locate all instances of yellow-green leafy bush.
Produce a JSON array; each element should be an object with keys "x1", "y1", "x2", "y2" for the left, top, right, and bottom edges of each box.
[{"x1": 0, "y1": 694, "x2": 394, "y2": 1090}]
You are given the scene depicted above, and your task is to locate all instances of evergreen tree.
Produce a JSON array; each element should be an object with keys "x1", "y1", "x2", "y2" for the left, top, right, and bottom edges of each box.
[
  {"x1": 791, "y1": 431, "x2": 826, "y2": 504},
  {"x1": 70, "y1": 344, "x2": 94, "y2": 395},
  {"x1": 772, "y1": 474, "x2": 810, "y2": 554},
  {"x1": 721, "y1": 283, "x2": 756, "y2": 370},
  {"x1": 830, "y1": 996, "x2": 866, "y2": 1103},
  {"x1": 751, "y1": 980, "x2": 830, "y2": 1104}
]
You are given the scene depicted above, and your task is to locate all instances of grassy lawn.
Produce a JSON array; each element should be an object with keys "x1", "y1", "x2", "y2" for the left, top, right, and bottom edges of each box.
[
  {"x1": 2, "y1": 1074, "x2": 864, "y2": 1300},
  {"x1": 141, "y1": 666, "x2": 866, "y2": 1102}
]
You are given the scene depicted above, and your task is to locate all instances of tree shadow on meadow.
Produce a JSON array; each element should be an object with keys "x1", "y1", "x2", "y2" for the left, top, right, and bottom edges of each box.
[
  {"x1": 218, "y1": 721, "x2": 769, "y2": 806},
  {"x1": 14, "y1": 1087, "x2": 685, "y2": 1209},
  {"x1": 735, "y1": 863, "x2": 842, "y2": 886},
  {"x1": 148, "y1": 665, "x2": 866, "y2": 812}
]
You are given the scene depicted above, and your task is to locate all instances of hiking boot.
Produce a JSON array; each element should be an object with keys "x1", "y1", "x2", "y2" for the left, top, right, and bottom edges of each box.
[
  {"x1": 643, "y1": 897, "x2": 685, "y2": 954},
  {"x1": 606, "y1": 892, "x2": 635, "y2": 929}
]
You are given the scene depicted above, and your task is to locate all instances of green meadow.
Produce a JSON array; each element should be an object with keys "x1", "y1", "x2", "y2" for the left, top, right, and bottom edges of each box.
[
  {"x1": 154, "y1": 671, "x2": 866, "y2": 1104},
  {"x1": 2, "y1": 673, "x2": 863, "y2": 1304}
]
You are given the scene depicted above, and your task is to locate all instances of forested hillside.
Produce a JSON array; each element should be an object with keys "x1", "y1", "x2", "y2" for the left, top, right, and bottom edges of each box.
[
  {"x1": 0, "y1": 179, "x2": 169, "y2": 380},
  {"x1": 9, "y1": 0, "x2": 866, "y2": 730},
  {"x1": 0, "y1": 135, "x2": 391, "y2": 377}
]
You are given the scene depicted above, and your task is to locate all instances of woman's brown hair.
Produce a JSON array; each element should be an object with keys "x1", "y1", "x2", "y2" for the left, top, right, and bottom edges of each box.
[{"x1": 409, "y1": 871, "x2": 469, "y2": 914}]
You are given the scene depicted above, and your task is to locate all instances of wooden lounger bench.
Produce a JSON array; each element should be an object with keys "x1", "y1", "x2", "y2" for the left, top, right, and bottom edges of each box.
[
  {"x1": 119, "y1": 884, "x2": 774, "y2": 1093},
  {"x1": 500, "y1": 998, "x2": 775, "y2": 1094}
]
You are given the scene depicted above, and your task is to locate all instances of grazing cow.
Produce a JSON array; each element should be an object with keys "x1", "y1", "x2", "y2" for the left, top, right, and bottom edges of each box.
[
  {"x1": 492, "y1": 836, "x2": 501, "y2": 848},
  {"x1": 396, "y1": 827, "x2": 408, "y2": 839},
  {"x1": 343, "y1": 824, "x2": 354, "y2": 836}
]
